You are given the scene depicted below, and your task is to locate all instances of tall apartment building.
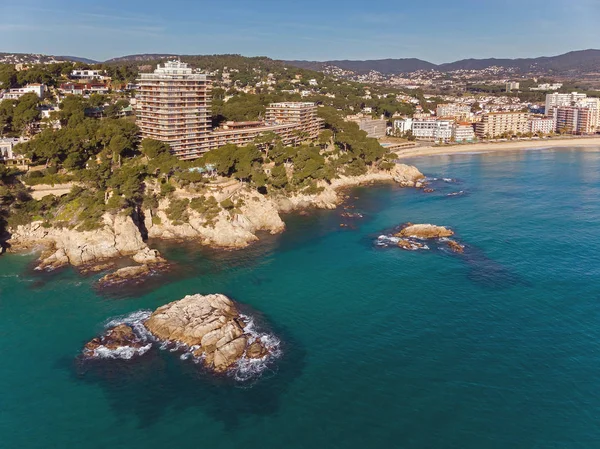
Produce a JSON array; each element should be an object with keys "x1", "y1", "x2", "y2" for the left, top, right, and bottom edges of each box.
[
  {"x1": 553, "y1": 107, "x2": 594, "y2": 134},
  {"x1": 137, "y1": 61, "x2": 213, "y2": 159},
  {"x1": 475, "y1": 112, "x2": 530, "y2": 138},
  {"x1": 545, "y1": 92, "x2": 587, "y2": 114},
  {"x1": 137, "y1": 62, "x2": 324, "y2": 159},
  {"x1": 506, "y1": 81, "x2": 520, "y2": 92},
  {"x1": 265, "y1": 102, "x2": 324, "y2": 139},
  {"x1": 435, "y1": 103, "x2": 471, "y2": 120}
]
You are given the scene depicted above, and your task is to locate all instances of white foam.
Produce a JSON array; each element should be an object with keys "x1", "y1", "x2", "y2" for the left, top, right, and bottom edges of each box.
[
  {"x1": 443, "y1": 178, "x2": 454, "y2": 183},
  {"x1": 92, "y1": 343, "x2": 152, "y2": 360},
  {"x1": 230, "y1": 314, "x2": 283, "y2": 382}
]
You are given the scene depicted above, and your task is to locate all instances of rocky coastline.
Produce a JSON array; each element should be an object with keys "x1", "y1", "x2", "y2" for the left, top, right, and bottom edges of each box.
[{"x1": 6, "y1": 164, "x2": 424, "y2": 283}]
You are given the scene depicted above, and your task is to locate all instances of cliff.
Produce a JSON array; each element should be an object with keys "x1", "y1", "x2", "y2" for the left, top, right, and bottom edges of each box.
[{"x1": 6, "y1": 163, "x2": 424, "y2": 275}]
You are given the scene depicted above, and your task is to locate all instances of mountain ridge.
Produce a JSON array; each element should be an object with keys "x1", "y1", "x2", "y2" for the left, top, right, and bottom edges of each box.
[{"x1": 1, "y1": 49, "x2": 600, "y2": 75}]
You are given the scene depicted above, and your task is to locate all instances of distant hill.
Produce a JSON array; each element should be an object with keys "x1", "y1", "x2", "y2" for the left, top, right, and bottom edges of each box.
[
  {"x1": 286, "y1": 58, "x2": 436, "y2": 74},
  {"x1": 104, "y1": 54, "x2": 178, "y2": 63},
  {"x1": 0, "y1": 52, "x2": 97, "y2": 64},
  {"x1": 285, "y1": 49, "x2": 600, "y2": 75}
]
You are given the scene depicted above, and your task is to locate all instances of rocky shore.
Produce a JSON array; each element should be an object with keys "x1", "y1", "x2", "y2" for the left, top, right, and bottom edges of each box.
[
  {"x1": 83, "y1": 294, "x2": 280, "y2": 376},
  {"x1": 6, "y1": 163, "x2": 424, "y2": 283}
]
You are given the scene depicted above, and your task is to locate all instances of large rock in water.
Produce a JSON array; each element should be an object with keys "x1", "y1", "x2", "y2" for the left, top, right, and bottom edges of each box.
[
  {"x1": 396, "y1": 223, "x2": 454, "y2": 239},
  {"x1": 143, "y1": 294, "x2": 268, "y2": 373}
]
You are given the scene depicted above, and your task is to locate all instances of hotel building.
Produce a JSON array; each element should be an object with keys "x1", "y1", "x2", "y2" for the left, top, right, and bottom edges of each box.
[
  {"x1": 475, "y1": 112, "x2": 530, "y2": 138},
  {"x1": 136, "y1": 62, "x2": 323, "y2": 159}
]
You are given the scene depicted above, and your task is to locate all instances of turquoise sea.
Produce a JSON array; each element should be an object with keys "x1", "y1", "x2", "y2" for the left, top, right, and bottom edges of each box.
[{"x1": 2, "y1": 148, "x2": 600, "y2": 449}]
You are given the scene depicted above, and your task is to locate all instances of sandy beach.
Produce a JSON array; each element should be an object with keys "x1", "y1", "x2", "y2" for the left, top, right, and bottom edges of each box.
[{"x1": 395, "y1": 137, "x2": 600, "y2": 159}]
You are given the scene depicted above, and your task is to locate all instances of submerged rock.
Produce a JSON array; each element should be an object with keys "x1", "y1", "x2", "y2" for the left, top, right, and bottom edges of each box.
[
  {"x1": 396, "y1": 223, "x2": 454, "y2": 239},
  {"x1": 446, "y1": 239, "x2": 465, "y2": 254},
  {"x1": 143, "y1": 294, "x2": 271, "y2": 373}
]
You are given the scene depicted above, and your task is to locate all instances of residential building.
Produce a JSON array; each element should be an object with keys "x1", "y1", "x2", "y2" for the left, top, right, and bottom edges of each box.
[
  {"x1": 545, "y1": 92, "x2": 587, "y2": 114},
  {"x1": 528, "y1": 117, "x2": 555, "y2": 134},
  {"x1": 452, "y1": 123, "x2": 476, "y2": 142},
  {"x1": 136, "y1": 60, "x2": 214, "y2": 159},
  {"x1": 553, "y1": 107, "x2": 595, "y2": 134},
  {"x1": 530, "y1": 83, "x2": 563, "y2": 91},
  {"x1": 475, "y1": 112, "x2": 530, "y2": 138},
  {"x1": 71, "y1": 69, "x2": 105, "y2": 80},
  {"x1": 506, "y1": 81, "x2": 520, "y2": 92},
  {"x1": 265, "y1": 102, "x2": 324, "y2": 140},
  {"x1": 393, "y1": 118, "x2": 413, "y2": 135},
  {"x1": 412, "y1": 119, "x2": 454, "y2": 142},
  {"x1": 347, "y1": 115, "x2": 386, "y2": 138},
  {"x1": 0, "y1": 138, "x2": 18, "y2": 161},
  {"x1": 2, "y1": 83, "x2": 45, "y2": 100},
  {"x1": 136, "y1": 61, "x2": 324, "y2": 159},
  {"x1": 436, "y1": 103, "x2": 471, "y2": 120}
]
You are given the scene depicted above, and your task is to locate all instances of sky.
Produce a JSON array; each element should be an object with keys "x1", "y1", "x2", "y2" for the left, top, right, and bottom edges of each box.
[{"x1": 1, "y1": 0, "x2": 600, "y2": 63}]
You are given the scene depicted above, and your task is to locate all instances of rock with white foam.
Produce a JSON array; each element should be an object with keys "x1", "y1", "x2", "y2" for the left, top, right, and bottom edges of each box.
[{"x1": 144, "y1": 294, "x2": 271, "y2": 373}]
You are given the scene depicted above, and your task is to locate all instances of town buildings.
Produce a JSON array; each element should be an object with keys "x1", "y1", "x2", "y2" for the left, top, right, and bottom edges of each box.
[
  {"x1": 136, "y1": 61, "x2": 324, "y2": 159},
  {"x1": 475, "y1": 112, "x2": 530, "y2": 138}
]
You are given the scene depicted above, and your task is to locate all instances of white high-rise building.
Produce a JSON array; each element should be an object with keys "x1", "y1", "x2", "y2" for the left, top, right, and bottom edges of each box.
[
  {"x1": 545, "y1": 92, "x2": 587, "y2": 115},
  {"x1": 412, "y1": 119, "x2": 454, "y2": 142}
]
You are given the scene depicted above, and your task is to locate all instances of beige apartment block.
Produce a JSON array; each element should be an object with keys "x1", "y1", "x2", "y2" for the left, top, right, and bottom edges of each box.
[{"x1": 475, "y1": 112, "x2": 530, "y2": 138}]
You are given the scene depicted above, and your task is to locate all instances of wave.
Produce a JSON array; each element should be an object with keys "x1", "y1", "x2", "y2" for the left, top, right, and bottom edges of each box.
[{"x1": 230, "y1": 314, "x2": 283, "y2": 383}]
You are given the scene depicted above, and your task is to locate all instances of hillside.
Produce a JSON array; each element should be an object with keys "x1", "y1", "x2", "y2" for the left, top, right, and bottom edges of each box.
[{"x1": 284, "y1": 49, "x2": 600, "y2": 75}]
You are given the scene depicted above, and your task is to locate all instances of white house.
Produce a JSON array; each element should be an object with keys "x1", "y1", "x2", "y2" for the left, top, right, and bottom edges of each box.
[
  {"x1": 71, "y1": 69, "x2": 105, "y2": 80},
  {"x1": 2, "y1": 83, "x2": 45, "y2": 100}
]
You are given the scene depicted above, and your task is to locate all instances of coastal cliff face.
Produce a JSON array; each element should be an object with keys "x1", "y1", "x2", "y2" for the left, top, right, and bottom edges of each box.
[
  {"x1": 7, "y1": 163, "x2": 424, "y2": 272},
  {"x1": 8, "y1": 214, "x2": 163, "y2": 271},
  {"x1": 144, "y1": 186, "x2": 286, "y2": 248}
]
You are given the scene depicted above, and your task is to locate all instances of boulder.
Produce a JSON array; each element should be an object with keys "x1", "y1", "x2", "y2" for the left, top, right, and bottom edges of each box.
[
  {"x1": 396, "y1": 224, "x2": 454, "y2": 239},
  {"x1": 143, "y1": 294, "x2": 269, "y2": 373}
]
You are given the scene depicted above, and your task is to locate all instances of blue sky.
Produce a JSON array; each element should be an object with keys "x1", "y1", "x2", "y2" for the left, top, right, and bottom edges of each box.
[{"x1": 1, "y1": 0, "x2": 599, "y2": 62}]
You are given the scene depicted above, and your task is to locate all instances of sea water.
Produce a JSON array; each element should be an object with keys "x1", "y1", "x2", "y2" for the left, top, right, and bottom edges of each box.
[{"x1": 2, "y1": 147, "x2": 600, "y2": 449}]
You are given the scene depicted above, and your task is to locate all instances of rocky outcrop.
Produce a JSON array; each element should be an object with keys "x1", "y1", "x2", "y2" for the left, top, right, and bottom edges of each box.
[
  {"x1": 84, "y1": 324, "x2": 147, "y2": 356},
  {"x1": 144, "y1": 294, "x2": 271, "y2": 373},
  {"x1": 8, "y1": 214, "x2": 164, "y2": 271},
  {"x1": 396, "y1": 223, "x2": 454, "y2": 239}
]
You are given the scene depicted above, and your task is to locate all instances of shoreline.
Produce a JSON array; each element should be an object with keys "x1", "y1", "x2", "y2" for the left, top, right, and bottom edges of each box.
[{"x1": 394, "y1": 137, "x2": 600, "y2": 159}]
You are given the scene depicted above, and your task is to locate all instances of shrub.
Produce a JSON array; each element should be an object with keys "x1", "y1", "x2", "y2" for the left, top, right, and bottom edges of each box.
[{"x1": 166, "y1": 198, "x2": 189, "y2": 225}]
